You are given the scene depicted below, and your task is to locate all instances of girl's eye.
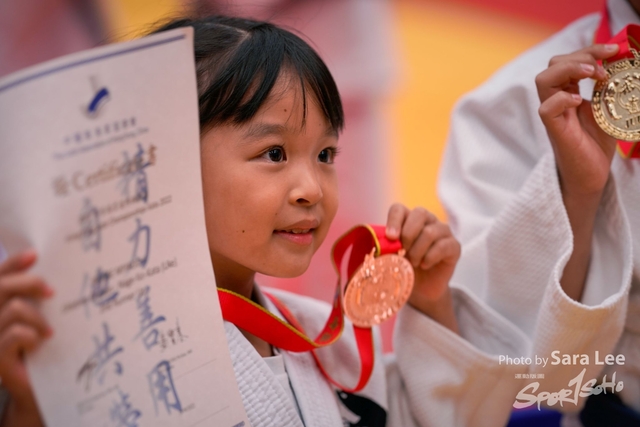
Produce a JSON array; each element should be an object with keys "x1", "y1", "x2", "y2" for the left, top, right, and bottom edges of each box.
[
  {"x1": 264, "y1": 147, "x2": 285, "y2": 162},
  {"x1": 318, "y1": 147, "x2": 339, "y2": 164}
]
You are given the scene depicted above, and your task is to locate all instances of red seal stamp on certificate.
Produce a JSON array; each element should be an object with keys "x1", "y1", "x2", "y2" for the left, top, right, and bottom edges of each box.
[{"x1": 343, "y1": 248, "x2": 414, "y2": 328}]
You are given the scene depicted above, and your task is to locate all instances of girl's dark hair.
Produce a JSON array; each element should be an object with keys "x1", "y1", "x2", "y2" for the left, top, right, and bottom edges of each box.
[{"x1": 152, "y1": 16, "x2": 344, "y2": 133}]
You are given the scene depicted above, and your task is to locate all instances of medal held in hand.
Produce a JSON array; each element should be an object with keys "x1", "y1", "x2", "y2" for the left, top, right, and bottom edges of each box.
[
  {"x1": 592, "y1": 22, "x2": 640, "y2": 154},
  {"x1": 335, "y1": 225, "x2": 414, "y2": 328},
  {"x1": 592, "y1": 48, "x2": 640, "y2": 142},
  {"x1": 343, "y1": 247, "x2": 414, "y2": 328}
]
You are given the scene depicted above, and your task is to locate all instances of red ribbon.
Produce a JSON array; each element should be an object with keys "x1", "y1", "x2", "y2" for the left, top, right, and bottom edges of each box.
[
  {"x1": 594, "y1": 5, "x2": 640, "y2": 157},
  {"x1": 218, "y1": 224, "x2": 402, "y2": 392}
]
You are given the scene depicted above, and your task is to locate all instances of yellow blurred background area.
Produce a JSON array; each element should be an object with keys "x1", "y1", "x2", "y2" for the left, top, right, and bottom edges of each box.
[{"x1": 388, "y1": 0, "x2": 556, "y2": 218}]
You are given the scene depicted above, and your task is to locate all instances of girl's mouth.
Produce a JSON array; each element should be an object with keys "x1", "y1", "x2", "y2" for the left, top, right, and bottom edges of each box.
[{"x1": 274, "y1": 228, "x2": 315, "y2": 245}]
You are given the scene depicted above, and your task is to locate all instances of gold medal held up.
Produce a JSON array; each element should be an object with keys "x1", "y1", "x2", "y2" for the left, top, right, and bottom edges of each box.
[
  {"x1": 592, "y1": 48, "x2": 640, "y2": 142},
  {"x1": 343, "y1": 248, "x2": 414, "y2": 328}
]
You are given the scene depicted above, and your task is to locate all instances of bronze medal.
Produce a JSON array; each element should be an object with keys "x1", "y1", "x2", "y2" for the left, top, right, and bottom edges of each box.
[
  {"x1": 592, "y1": 49, "x2": 640, "y2": 141},
  {"x1": 343, "y1": 248, "x2": 414, "y2": 328}
]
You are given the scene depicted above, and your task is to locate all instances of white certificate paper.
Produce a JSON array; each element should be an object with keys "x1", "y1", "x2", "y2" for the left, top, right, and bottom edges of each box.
[{"x1": 0, "y1": 29, "x2": 250, "y2": 427}]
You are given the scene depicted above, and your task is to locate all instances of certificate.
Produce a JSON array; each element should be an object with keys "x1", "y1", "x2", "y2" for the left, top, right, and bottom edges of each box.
[{"x1": 0, "y1": 28, "x2": 250, "y2": 427}]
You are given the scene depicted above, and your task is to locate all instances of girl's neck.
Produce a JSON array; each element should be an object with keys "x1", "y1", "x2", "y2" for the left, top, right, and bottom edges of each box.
[
  {"x1": 211, "y1": 252, "x2": 256, "y2": 299},
  {"x1": 211, "y1": 252, "x2": 274, "y2": 357}
]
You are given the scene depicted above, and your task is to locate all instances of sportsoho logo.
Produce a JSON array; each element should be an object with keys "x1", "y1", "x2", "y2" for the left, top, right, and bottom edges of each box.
[{"x1": 83, "y1": 76, "x2": 110, "y2": 119}]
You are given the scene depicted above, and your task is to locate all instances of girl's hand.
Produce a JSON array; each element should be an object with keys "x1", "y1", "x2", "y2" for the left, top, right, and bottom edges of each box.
[
  {"x1": 386, "y1": 204, "x2": 461, "y2": 333},
  {"x1": 0, "y1": 251, "x2": 51, "y2": 427},
  {"x1": 536, "y1": 44, "x2": 619, "y2": 198},
  {"x1": 536, "y1": 45, "x2": 621, "y2": 302}
]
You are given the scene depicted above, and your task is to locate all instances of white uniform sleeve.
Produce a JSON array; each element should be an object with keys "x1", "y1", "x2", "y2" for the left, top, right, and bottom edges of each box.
[
  {"x1": 437, "y1": 14, "x2": 632, "y2": 411},
  {"x1": 386, "y1": 287, "x2": 530, "y2": 427},
  {"x1": 483, "y1": 149, "x2": 632, "y2": 408}
]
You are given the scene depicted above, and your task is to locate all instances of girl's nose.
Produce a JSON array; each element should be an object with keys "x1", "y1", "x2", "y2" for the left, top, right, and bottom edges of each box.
[{"x1": 290, "y1": 164, "x2": 323, "y2": 206}]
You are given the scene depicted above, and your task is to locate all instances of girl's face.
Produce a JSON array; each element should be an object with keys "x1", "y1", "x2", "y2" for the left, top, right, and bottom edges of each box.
[{"x1": 201, "y1": 75, "x2": 339, "y2": 284}]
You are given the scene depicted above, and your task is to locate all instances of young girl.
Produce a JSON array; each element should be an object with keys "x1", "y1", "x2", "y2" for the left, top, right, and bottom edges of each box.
[{"x1": 0, "y1": 16, "x2": 529, "y2": 427}]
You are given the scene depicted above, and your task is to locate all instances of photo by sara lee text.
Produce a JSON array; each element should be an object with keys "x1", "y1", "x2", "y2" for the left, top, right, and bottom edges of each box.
[{"x1": 499, "y1": 351, "x2": 625, "y2": 367}]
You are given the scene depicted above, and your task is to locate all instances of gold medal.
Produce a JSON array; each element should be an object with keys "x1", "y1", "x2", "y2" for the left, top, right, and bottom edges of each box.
[
  {"x1": 343, "y1": 248, "x2": 414, "y2": 328},
  {"x1": 592, "y1": 48, "x2": 640, "y2": 142}
]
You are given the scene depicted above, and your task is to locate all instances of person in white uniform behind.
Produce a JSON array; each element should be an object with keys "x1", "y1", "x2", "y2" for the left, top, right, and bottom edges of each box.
[{"x1": 439, "y1": 0, "x2": 640, "y2": 424}]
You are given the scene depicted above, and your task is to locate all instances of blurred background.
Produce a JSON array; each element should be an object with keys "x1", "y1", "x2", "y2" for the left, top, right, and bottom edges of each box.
[{"x1": 0, "y1": 0, "x2": 603, "y2": 351}]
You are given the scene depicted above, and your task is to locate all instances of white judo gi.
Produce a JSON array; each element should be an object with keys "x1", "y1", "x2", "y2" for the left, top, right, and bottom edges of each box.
[
  {"x1": 225, "y1": 286, "x2": 530, "y2": 427},
  {"x1": 439, "y1": 0, "x2": 640, "y2": 417}
]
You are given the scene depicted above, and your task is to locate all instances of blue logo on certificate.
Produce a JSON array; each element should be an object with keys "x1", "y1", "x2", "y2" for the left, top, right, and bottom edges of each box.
[{"x1": 84, "y1": 77, "x2": 110, "y2": 119}]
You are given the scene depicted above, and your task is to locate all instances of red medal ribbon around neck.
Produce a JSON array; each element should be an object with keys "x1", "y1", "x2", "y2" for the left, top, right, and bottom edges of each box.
[
  {"x1": 217, "y1": 224, "x2": 400, "y2": 392},
  {"x1": 595, "y1": 5, "x2": 640, "y2": 158}
]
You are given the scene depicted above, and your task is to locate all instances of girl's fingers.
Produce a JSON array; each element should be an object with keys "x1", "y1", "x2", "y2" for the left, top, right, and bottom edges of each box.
[
  {"x1": 0, "y1": 323, "x2": 41, "y2": 367},
  {"x1": 0, "y1": 323, "x2": 41, "y2": 396},
  {"x1": 419, "y1": 237, "x2": 461, "y2": 271},
  {"x1": 538, "y1": 91, "x2": 583, "y2": 132},
  {"x1": 537, "y1": 44, "x2": 619, "y2": 103},
  {"x1": 405, "y1": 222, "x2": 450, "y2": 267},
  {"x1": 548, "y1": 53, "x2": 601, "y2": 70},
  {"x1": 0, "y1": 273, "x2": 52, "y2": 309},
  {"x1": 548, "y1": 44, "x2": 619, "y2": 67},
  {"x1": 385, "y1": 203, "x2": 410, "y2": 240},
  {"x1": 399, "y1": 207, "x2": 437, "y2": 250},
  {"x1": 0, "y1": 298, "x2": 51, "y2": 338},
  {"x1": 0, "y1": 250, "x2": 37, "y2": 276},
  {"x1": 536, "y1": 61, "x2": 598, "y2": 102}
]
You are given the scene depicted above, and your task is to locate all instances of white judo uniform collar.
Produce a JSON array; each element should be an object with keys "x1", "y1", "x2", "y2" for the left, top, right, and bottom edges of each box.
[{"x1": 222, "y1": 286, "x2": 388, "y2": 427}]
